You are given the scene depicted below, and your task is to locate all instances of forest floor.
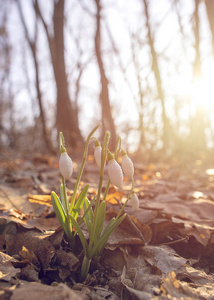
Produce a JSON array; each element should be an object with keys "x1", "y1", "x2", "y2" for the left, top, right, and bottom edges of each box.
[{"x1": 0, "y1": 149, "x2": 214, "y2": 300}]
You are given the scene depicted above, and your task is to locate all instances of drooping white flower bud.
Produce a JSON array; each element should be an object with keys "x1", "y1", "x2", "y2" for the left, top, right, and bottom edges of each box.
[
  {"x1": 59, "y1": 152, "x2": 73, "y2": 179},
  {"x1": 130, "y1": 193, "x2": 139, "y2": 210},
  {"x1": 94, "y1": 144, "x2": 102, "y2": 168},
  {"x1": 121, "y1": 150, "x2": 134, "y2": 178},
  {"x1": 107, "y1": 151, "x2": 123, "y2": 187}
]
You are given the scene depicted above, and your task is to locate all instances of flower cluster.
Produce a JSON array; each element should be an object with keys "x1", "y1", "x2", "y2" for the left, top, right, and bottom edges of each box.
[
  {"x1": 94, "y1": 141, "x2": 139, "y2": 210},
  {"x1": 52, "y1": 125, "x2": 140, "y2": 282}
]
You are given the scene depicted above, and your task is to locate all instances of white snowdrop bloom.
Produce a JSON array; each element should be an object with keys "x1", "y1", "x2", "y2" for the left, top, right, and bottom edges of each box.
[
  {"x1": 130, "y1": 193, "x2": 139, "y2": 210},
  {"x1": 59, "y1": 152, "x2": 73, "y2": 179},
  {"x1": 108, "y1": 159, "x2": 123, "y2": 187},
  {"x1": 94, "y1": 145, "x2": 102, "y2": 168},
  {"x1": 121, "y1": 155, "x2": 134, "y2": 178}
]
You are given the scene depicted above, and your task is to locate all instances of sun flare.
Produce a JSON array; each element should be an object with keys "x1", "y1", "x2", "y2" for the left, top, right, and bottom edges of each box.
[{"x1": 190, "y1": 61, "x2": 214, "y2": 110}]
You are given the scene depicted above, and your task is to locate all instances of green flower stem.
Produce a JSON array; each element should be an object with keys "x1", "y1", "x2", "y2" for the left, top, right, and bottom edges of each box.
[
  {"x1": 62, "y1": 176, "x2": 73, "y2": 243},
  {"x1": 115, "y1": 178, "x2": 135, "y2": 221},
  {"x1": 69, "y1": 124, "x2": 101, "y2": 214},
  {"x1": 88, "y1": 131, "x2": 110, "y2": 253},
  {"x1": 62, "y1": 177, "x2": 69, "y2": 213},
  {"x1": 88, "y1": 163, "x2": 104, "y2": 253},
  {"x1": 103, "y1": 179, "x2": 110, "y2": 202}
]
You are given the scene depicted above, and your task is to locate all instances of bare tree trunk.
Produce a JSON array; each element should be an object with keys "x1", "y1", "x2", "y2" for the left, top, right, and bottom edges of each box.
[
  {"x1": 188, "y1": 0, "x2": 206, "y2": 151},
  {"x1": 142, "y1": 0, "x2": 170, "y2": 149},
  {"x1": 94, "y1": 0, "x2": 116, "y2": 147},
  {"x1": 193, "y1": 0, "x2": 201, "y2": 78},
  {"x1": 35, "y1": 0, "x2": 83, "y2": 148},
  {"x1": 205, "y1": 0, "x2": 214, "y2": 53},
  {"x1": 17, "y1": 1, "x2": 53, "y2": 152},
  {"x1": 131, "y1": 37, "x2": 146, "y2": 152}
]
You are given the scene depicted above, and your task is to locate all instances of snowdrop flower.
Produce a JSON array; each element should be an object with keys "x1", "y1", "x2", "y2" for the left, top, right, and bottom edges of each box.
[
  {"x1": 107, "y1": 151, "x2": 123, "y2": 187},
  {"x1": 94, "y1": 140, "x2": 102, "y2": 168},
  {"x1": 59, "y1": 152, "x2": 73, "y2": 180},
  {"x1": 130, "y1": 192, "x2": 139, "y2": 210},
  {"x1": 121, "y1": 150, "x2": 134, "y2": 178}
]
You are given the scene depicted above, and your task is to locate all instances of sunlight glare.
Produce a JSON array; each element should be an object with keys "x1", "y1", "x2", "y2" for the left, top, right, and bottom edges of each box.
[{"x1": 190, "y1": 61, "x2": 214, "y2": 110}]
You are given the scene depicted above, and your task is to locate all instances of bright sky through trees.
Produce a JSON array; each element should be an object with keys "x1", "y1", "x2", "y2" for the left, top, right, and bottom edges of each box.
[{"x1": 2, "y1": 0, "x2": 214, "y2": 151}]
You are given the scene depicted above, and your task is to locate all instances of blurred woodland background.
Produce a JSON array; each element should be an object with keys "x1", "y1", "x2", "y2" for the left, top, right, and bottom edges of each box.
[{"x1": 0, "y1": 0, "x2": 214, "y2": 160}]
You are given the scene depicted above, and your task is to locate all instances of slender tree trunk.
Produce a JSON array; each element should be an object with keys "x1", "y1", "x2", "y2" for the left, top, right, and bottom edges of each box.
[
  {"x1": 17, "y1": 1, "x2": 53, "y2": 151},
  {"x1": 94, "y1": 0, "x2": 116, "y2": 147},
  {"x1": 193, "y1": 0, "x2": 201, "y2": 78},
  {"x1": 35, "y1": 0, "x2": 82, "y2": 148},
  {"x1": 205, "y1": 0, "x2": 214, "y2": 53},
  {"x1": 188, "y1": 0, "x2": 206, "y2": 151},
  {"x1": 131, "y1": 37, "x2": 146, "y2": 152},
  {"x1": 142, "y1": 0, "x2": 170, "y2": 149}
]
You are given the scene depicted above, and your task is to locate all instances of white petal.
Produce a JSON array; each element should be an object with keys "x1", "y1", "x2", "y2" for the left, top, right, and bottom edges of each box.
[
  {"x1": 130, "y1": 193, "x2": 139, "y2": 210},
  {"x1": 108, "y1": 159, "x2": 123, "y2": 187},
  {"x1": 94, "y1": 145, "x2": 102, "y2": 168},
  {"x1": 59, "y1": 152, "x2": 73, "y2": 179},
  {"x1": 121, "y1": 155, "x2": 134, "y2": 178}
]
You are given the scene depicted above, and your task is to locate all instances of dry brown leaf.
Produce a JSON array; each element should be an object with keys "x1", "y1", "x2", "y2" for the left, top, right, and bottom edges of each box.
[
  {"x1": 19, "y1": 246, "x2": 39, "y2": 265},
  {"x1": 178, "y1": 265, "x2": 214, "y2": 285},
  {"x1": 10, "y1": 282, "x2": 86, "y2": 300},
  {"x1": 121, "y1": 266, "x2": 153, "y2": 300},
  {"x1": 142, "y1": 245, "x2": 187, "y2": 274},
  {"x1": 28, "y1": 195, "x2": 52, "y2": 207},
  {"x1": 106, "y1": 192, "x2": 123, "y2": 204},
  {"x1": 161, "y1": 271, "x2": 214, "y2": 299},
  {"x1": 144, "y1": 193, "x2": 214, "y2": 223},
  {"x1": 0, "y1": 252, "x2": 20, "y2": 281},
  {"x1": 6, "y1": 227, "x2": 55, "y2": 270},
  {"x1": 172, "y1": 217, "x2": 212, "y2": 246},
  {"x1": 56, "y1": 249, "x2": 79, "y2": 272},
  {"x1": 0, "y1": 185, "x2": 41, "y2": 214}
]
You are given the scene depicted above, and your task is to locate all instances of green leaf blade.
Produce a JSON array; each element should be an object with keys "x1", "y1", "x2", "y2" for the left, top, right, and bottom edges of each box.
[
  {"x1": 95, "y1": 201, "x2": 106, "y2": 238},
  {"x1": 69, "y1": 214, "x2": 89, "y2": 257},
  {"x1": 51, "y1": 191, "x2": 69, "y2": 237},
  {"x1": 71, "y1": 184, "x2": 89, "y2": 217}
]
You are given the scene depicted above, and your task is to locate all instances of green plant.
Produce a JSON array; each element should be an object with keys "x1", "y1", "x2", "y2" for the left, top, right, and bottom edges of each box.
[{"x1": 51, "y1": 124, "x2": 138, "y2": 281}]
